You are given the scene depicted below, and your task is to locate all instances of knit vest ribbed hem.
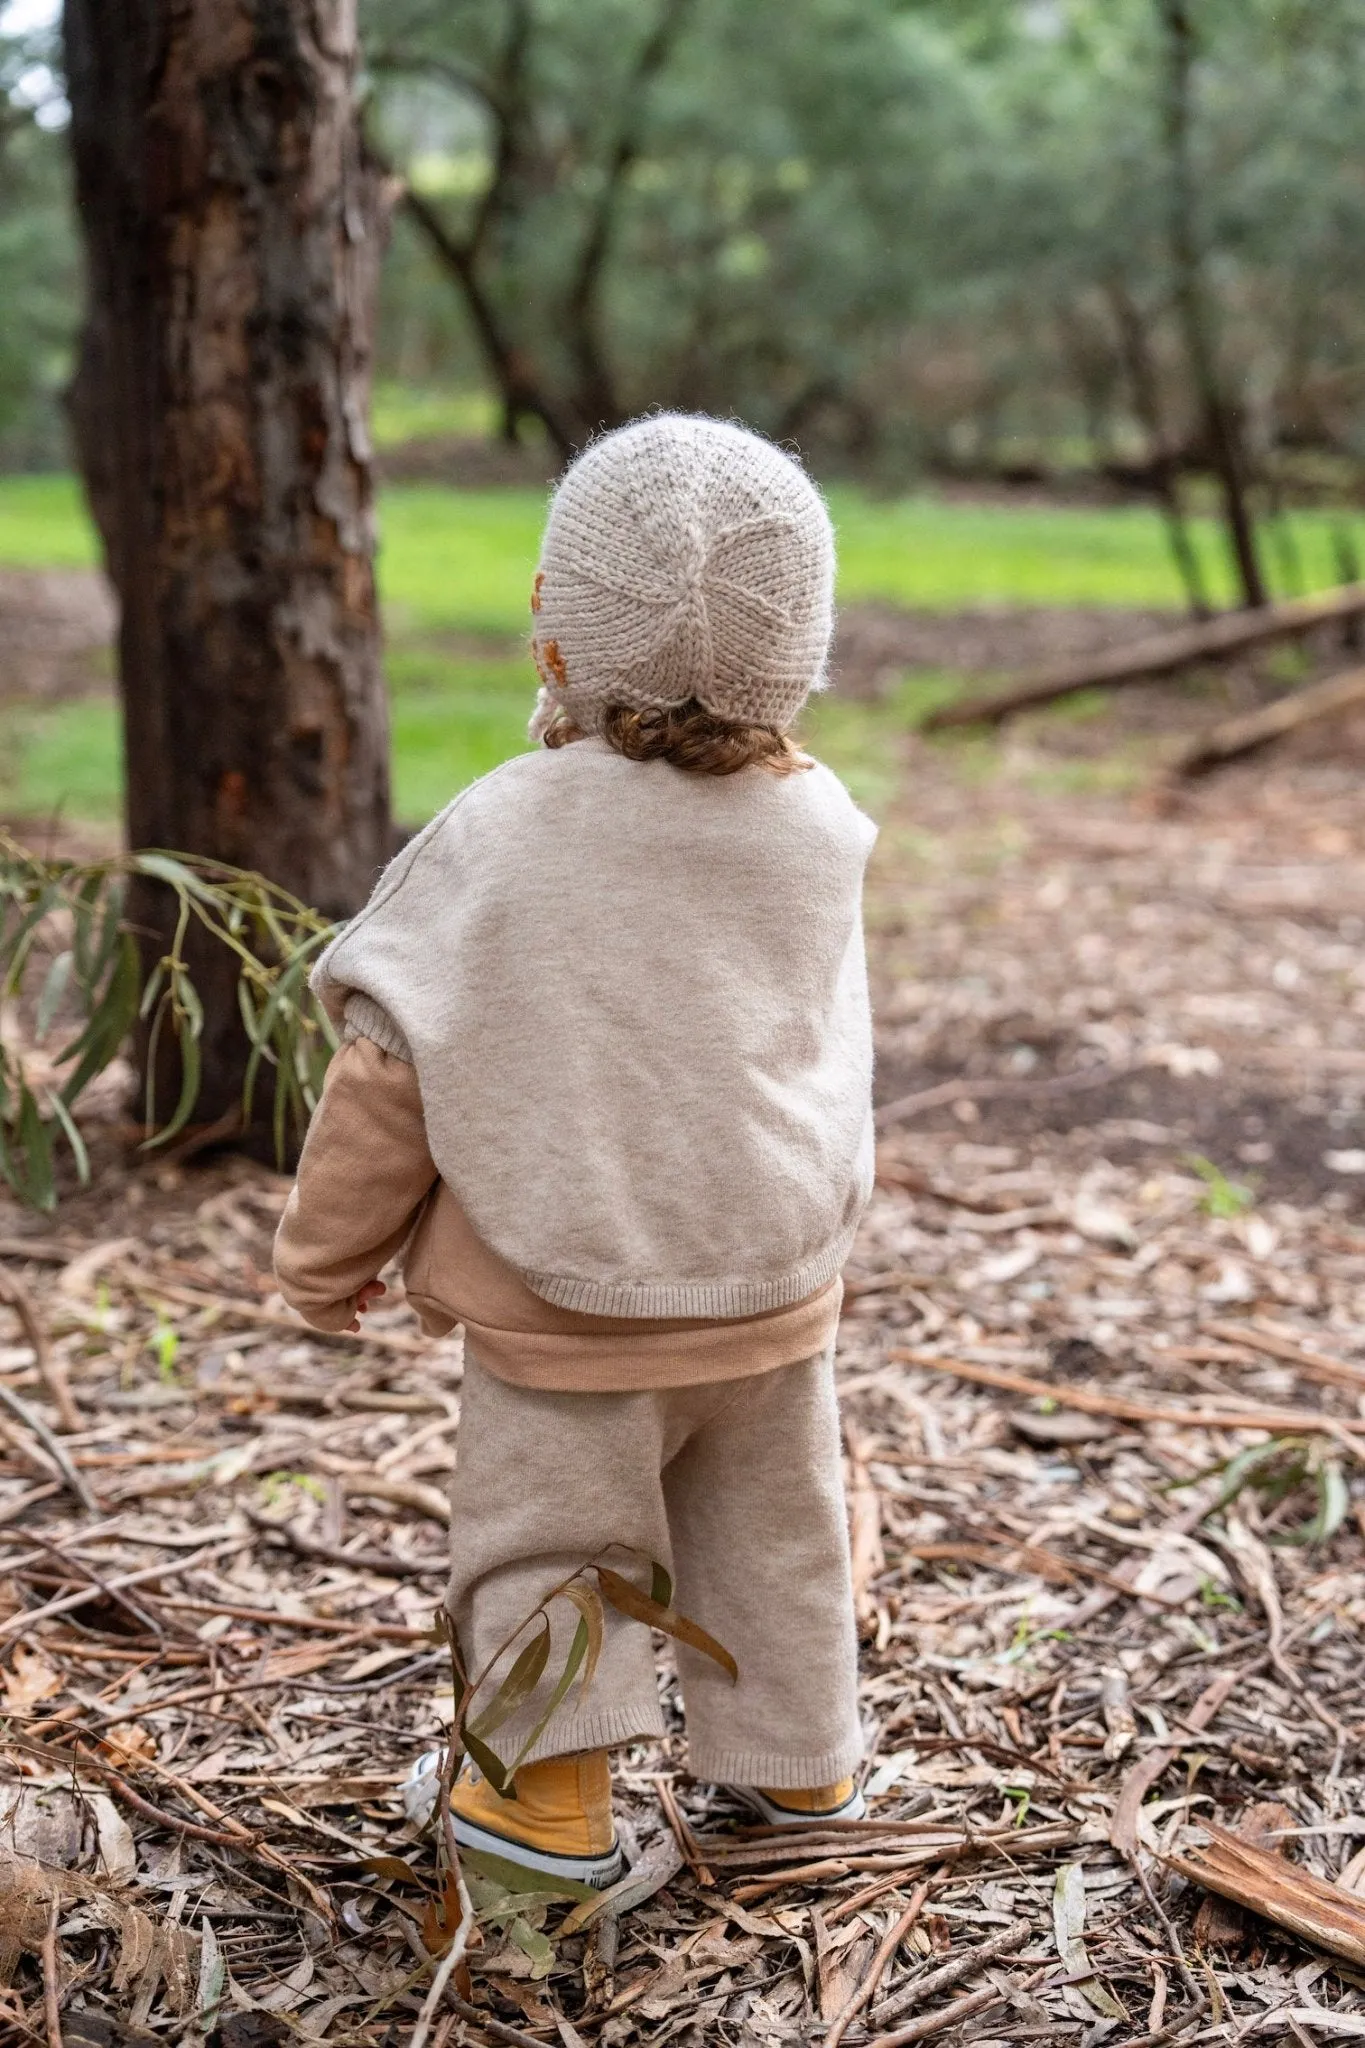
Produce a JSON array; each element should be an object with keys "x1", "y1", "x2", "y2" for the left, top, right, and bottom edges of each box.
[
  {"x1": 343, "y1": 992, "x2": 413, "y2": 1061},
  {"x1": 518, "y1": 1216, "x2": 860, "y2": 1320}
]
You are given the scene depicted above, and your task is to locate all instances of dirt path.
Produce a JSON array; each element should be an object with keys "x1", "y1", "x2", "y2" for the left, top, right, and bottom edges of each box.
[{"x1": 1, "y1": 728, "x2": 1363, "y2": 2044}]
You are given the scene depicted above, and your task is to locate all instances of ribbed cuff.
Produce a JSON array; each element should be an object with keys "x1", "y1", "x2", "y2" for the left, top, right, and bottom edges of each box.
[
  {"x1": 342, "y1": 993, "x2": 414, "y2": 1062},
  {"x1": 684, "y1": 1738, "x2": 865, "y2": 1791},
  {"x1": 518, "y1": 1219, "x2": 861, "y2": 1320}
]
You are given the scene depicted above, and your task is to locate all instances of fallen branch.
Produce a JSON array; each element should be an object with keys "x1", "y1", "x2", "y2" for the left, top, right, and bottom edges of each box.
[
  {"x1": 892, "y1": 1350, "x2": 1365, "y2": 1444},
  {"x1": 904, "y1": 1539, "x2": 1185, "y2": 1610},
  {"x1": 342, "y1": 1474, "x2": 452, "y2": 1525},
  {"x1": 71, "y1": 1744, "x2": 248, "y2": 1846},
  {"x1": 156, "y1": 1593, "x2": 430, "y2": 1641},
  {"x1": 1164, "y1": 1823, "x2": 1365, "y2": 1968},
  {"x1": 1174, "y1": 664, "x2": 1365, "y2": 777},
  {"x1": 924, "y1": 582, "x2": 1365, "y2": 730},
  {"x1": 407, "y1": 1882, "x2": 475, "y2": 2048},
  {"x1": 1193, "y1": 1801, "x2": 1294, "y2": 1949},
  {"x1": 41, "y1": 1891, "x2": 61, "y2": 2048}
]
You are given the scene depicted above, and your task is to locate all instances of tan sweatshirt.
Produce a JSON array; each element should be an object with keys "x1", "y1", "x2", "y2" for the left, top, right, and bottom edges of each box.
[{"x1": 274, "y1": 1037, "x2": 842, "y2": 1392}]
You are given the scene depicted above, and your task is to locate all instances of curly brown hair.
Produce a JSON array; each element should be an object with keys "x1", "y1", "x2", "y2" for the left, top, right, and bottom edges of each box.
[{"x1": 542, "y1": 698, "x2": 811, "y2": 777}]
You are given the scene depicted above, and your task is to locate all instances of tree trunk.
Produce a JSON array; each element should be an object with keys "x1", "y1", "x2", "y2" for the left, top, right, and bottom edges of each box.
[
  {"x1": 63, "y1": 0, "x2": 393, "y2": 1137},
  {"x1": 1155, "y1": 0, "x2": 1268, "y2": 609},
  {"x1": 1105, "y1": 277, "x2": 1211, "y2": 619}
]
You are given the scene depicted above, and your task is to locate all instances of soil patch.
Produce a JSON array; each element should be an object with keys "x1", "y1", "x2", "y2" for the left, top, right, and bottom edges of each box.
[
  {"x1": 831, "y1": 599, "x2": 1180, "y2": 696},
  {"x1": 0, "y1": 566, "x2": 115, "y2": 701}
]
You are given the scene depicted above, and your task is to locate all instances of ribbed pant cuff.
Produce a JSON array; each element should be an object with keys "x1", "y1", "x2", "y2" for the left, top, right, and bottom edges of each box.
[
  {"x1": 509, "y1": 1700, "x2": 667, "y2": 1766},
  {"x1": 684, "y1": 1740, "x2": 865, "y2": 1790}
]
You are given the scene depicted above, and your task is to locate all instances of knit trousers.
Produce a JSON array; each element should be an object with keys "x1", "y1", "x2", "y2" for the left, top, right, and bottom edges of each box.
[{"x1": 444, "y1": 1344, "x2": 863, "y2": 1789}]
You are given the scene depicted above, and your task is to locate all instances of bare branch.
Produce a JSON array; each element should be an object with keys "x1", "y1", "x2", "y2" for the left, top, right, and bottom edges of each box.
[{"x1": 562, "y1": 0, "x2": 698, "y2": 432}]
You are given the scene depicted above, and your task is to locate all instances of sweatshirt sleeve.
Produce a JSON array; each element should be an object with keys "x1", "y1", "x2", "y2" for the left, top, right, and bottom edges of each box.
[{"x1": 273, "y1": 1037, "x2": 439, "y2": 1333}]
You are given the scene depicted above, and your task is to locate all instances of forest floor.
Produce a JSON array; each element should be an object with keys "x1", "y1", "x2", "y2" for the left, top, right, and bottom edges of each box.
[{"x1": 3, "y1": 619, "x2": 1365, "y2": 2045}]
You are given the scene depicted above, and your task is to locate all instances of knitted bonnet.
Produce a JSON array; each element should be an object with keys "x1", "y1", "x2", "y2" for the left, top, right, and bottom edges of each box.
[{"x1": 529, "y1": 412, "x2": 835, "y2": 740}]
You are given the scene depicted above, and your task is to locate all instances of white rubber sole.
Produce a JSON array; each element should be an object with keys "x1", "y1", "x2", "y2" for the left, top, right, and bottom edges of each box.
[
  {"x1": 450, "y1": 1808, "x2": 625, "y2": 1890},
  {"x1": 401, "y1": 1749, "x2": 623, "y2": 1889},
  {"x1": 731, "y1": 1783, "x2": 867, "y2": 1826}
]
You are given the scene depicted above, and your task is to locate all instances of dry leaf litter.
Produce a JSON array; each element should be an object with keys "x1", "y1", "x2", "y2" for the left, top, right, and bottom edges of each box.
[{"x1": 2, "y1": 681, "x2": 1364, "y2": 2048}]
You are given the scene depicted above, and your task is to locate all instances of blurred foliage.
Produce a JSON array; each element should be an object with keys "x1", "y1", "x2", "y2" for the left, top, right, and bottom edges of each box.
[
  {"x1": 0, "y1": 14, "x2": 78, "y2": 468},
  {"x1": 4, "y1": 0, "x2": 1365, "y2": 489},
  {"x1": 364, "y1": 0, "x2": 1365, "y2": 484}
]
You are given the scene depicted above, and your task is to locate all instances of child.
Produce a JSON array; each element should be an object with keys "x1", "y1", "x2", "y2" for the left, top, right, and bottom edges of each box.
[{"x1": 274, "y1": 413, "x2": 877, "y2": 1888}]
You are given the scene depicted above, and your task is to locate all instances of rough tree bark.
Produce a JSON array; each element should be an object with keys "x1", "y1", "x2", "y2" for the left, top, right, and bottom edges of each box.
[
  {"x1": 1155, "y1": 0, "x2": 1268, "y2": 609},
  {"x1": 63, "y1": 0, "x2": 393, "y2": 1134}
]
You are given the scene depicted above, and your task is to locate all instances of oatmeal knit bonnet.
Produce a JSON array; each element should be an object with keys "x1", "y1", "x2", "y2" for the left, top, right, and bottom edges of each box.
[{"x1": 529, "y1": 412, "x2": 835, "y2": 741}]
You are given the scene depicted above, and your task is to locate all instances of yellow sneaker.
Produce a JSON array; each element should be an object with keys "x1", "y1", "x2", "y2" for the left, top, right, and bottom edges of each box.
[
  {"x1": 734, "y1": 1777, "x2": 866, "y2": 1825},
  {"x1": 404, "y1": 1748, "x2": 624, "y2": 1889}
]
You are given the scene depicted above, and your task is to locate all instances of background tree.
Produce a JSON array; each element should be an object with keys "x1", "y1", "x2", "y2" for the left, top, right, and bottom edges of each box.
[
  {"x1": 61, "y1": 0, "x2": 393, "y2": 1135},
  {"x1": 0, "y1": 19, "x2": 78, "y2": 470}
]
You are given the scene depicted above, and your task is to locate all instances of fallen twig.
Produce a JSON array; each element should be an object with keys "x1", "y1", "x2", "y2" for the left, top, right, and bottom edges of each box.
[
  {"x1": 1202, "y1": 1319, "x2": 1365, "y2": 1397},
  {"x1": 443, "y1": 1994, "x2": 559, "y2": 2048},
  {"x1": 41, "y1": 1890, "x2": 62, "y2": 2048},
  {"x1": 868, "y1": 1918, "x2": 1030, "y2": 2029},
  {"x1": 116, "y1": 1269, "x2": 430, "y2": 1353},
  {"x1": 245, "y1": 1507, "x2": 445, "y2": 1578},
  {"x1": 0, "y1": 1536, "x2": 247, "y2": 1640},
  {"x1": 893, "y1": 1350, "x2": 1365, "y2": 1444},
  {"x1": 874, "y1": 1061, "x2": 1130, "y2": 1131},
  {"x1": 407, "y1": 1881, "x2": 475, "y2": 2048},
  {"x1": 155, "y1": 1592, "x2": 430, "y2": 1640},
  {"x1": 0, "y1": 1270, "x2": 78, "y2": 1433},
  {"x1": 69, "y1": 1743, "x2": 249, "y2": 1846},
  {"x1": 868, "y1": 1980, "x2": 1009, "y2": 2047},
  {"x1": 904, "y1": 1538, "x2": 1185, "y2": 1610},
  {"x1": 655, "y1": 1774, "x2": 714, "y2": 1888},
  {"x1": 342, "y1": 1473, "x2": 452, "y2": 1524},
  {"x1": 825, "y1": 1882, "x2": 929, "y2": 2047},
  {"x1": 0, "y1": 1382, "x2": 96, "y2": 1511}
]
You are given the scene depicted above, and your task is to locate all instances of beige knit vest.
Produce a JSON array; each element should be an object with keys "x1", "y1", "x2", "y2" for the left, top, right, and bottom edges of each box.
[{"x1": 312, "y1": 740, "x2": 877, "y2": 1317}]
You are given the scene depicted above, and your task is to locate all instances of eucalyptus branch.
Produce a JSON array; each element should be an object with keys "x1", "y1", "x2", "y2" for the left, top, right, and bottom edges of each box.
[{"x1": 0, "y1": 830, "x2": 339, "y2": 1209}]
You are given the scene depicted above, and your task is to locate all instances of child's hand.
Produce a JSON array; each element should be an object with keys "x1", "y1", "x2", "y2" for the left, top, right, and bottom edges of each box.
[{"x1": 346, "y1": 1279, "x2": 387, "y2": 1333}]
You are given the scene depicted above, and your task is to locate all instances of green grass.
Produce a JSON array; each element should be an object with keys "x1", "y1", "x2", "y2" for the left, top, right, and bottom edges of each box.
[
  {"x1": 4, "y1": 699, "x2": 122, "y2": 823},
  {"x1": 0, "y1": 474, "x2": 99, "y2": 568},
  {"x1": 386, "y1": 649, "x2": 534, "y2": 819},
  {"x1": 3, "y1": 469, "x2": 1363, "y2": 830},
  {"x1": 371, "y1": 383, "x2": 502, "y2": 450}
]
